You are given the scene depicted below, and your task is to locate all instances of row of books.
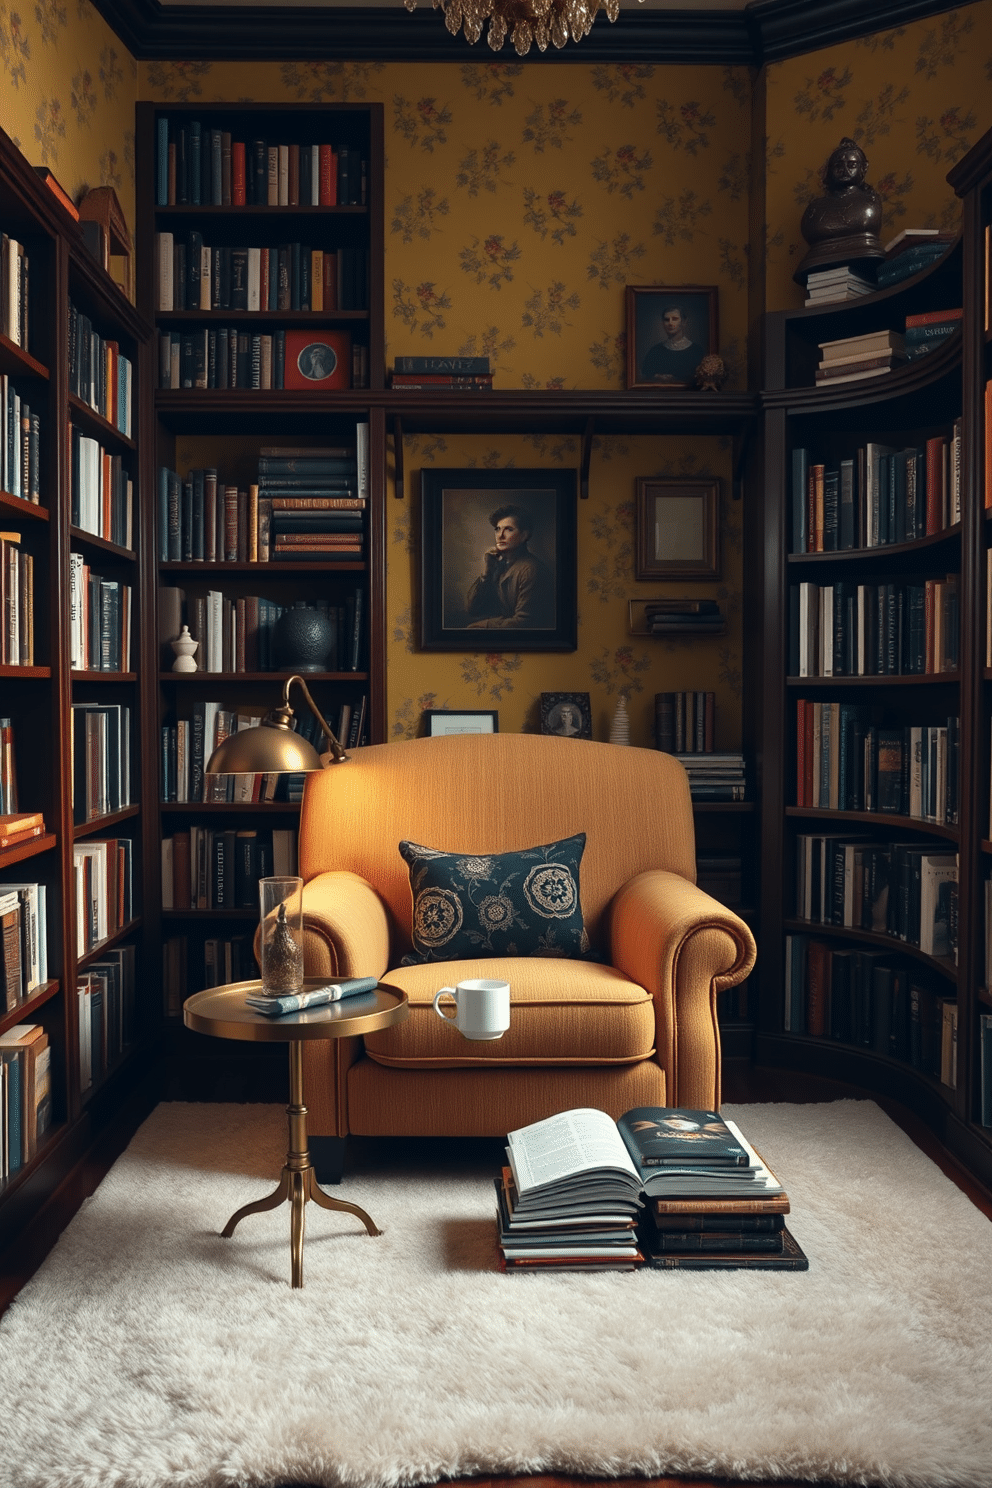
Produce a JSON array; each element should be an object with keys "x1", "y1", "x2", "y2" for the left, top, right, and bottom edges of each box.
[
  {"x1": 0, "y1": 1022, "x2": 51, "y2": 1177},
  {"x1": 68, "y1": 554, "x2": 132, "y2": 672},
  {"x1": 156, "y1": 236, "x2": 368, "y2": 313},
  {"x1": 0, "y1": 721, "x2": 18, "y2": 815},
  {"x1": 499, "y1": 1107, "x2": 802, "y2": 1272},
  {"x1": 0, "y1": 880, "x2": 48, "y2": 1010},
  {"x1": 1, "y1": 375, "x2": 40, "y2": 503},
  {"x1": 162, "y1": 932, "x2": 260, "y2": 1016},
  {"x1": 1, "y1": 234, "x2": 28, "y2": 350},
  {"x1": 654, "y1": 690, "x2": 715, "y2": 753},
  {"x1": 795, "y1": 703, "x2": 959, "y2": 824},
  {"x1": 68, "y1": 301, "x2": 133, "y2": 437},
  {"x1": 794, "y1": 832, "x2": 957, "y2": 959},
  {"x1": 157, "y1": 327, "x2": 366, "y2": 392},
  {"x1": 814, "y1": 309, "x2": 961, "y2": 388},
  {"x1": 71, "y1": 702, "x2": 132, "y2": 825},
  {"x1": 791, "y1": 430, "x2": 960, "y2": 554},
  {"x1": 784, "y1": 933, "x2": 956, "y2": 1083},
  {"x1": 69, "y1": 427, "x2": 134, "y2": 549},
  {"x1": 161, "y1": 826, "x2": 297, "y2": 912},
  {"x1": 676, "y1": 752, "x2": 745, "y2": 801},
  {"x1": 159, "y1": 591, "x2": 364, "y2": 675},
  {"x1": 156, "y1": 119, "x2": 366, "y2": 208},
  {"x1": 387, "y1": 372, "x2": 494, "y2": 391},
  {"x1": 72, "y1": 836, "x2": 134, "y2": 956},
  {"x1": 0, "y1": 534, "x2": 34, "y2": 666},
  {"x1": 77, "y1": 945, "x2": 136, "y2": 1094},
  {"x1": 789, "y1": 577, "x2": 959, "y2": 677}
]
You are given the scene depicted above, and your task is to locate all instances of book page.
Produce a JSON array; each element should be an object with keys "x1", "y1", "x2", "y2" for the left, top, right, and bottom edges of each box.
[{"x1": 506, "y1": 1108, "x2": 639, "y2": 1194}]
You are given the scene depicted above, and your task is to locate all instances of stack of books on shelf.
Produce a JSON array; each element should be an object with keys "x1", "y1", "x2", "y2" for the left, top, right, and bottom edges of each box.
[
  {"x1": 795, "y1": 702, "x2": 959, "y2": 824},
  {"x1": 631, "y1": 1110, "x2": 804, "y2": 1270},
  {"x1": 0, "y1": 1022, "x2": 51, "y2": 1177},
  {"x1": 804, "y1": 264, "x2": 877, "y2": 305},
  {"x1": 903, "y1": 307, "x2": 963, "y2": 360},
  {"x1": 155, "y1": 119, "x2": 366, "y2": 208},
  {"x1": 498, "y1": 1108, "x2": 646, "y2": 1272},
  {"x1": 791, "y1": 574, "x2": 959, "y2": 678},
  {"x1": 1, "y1": 234, "x2": 29, "y2": 348},
  {"x1": 642, "y1": 598, "x2": 722, "y2": 634},
  {"x1": 816, "y1": 328, "x2": 907, "y2": 387},
  {"x1": 1, "y1": 375, "x2": 40, "y2": 502},
  {"x1": 259, "y1": 445, "x2": 365, "y2": 563},
  {"x1": 68, "y1": 302, "x2": 132, "y2": 436},
  {"x1": 68, "y1": 554, "x2": 132, "y2": 672},
  {"x1": 654, "y1": 690, "x2": 715, "y2": 753},
  {"x1": 0, "y1": 810, "x2": 46, "y2": 851},
  {"x1": 71, "y1": 836, "x2": 133, "y2": 955},
  {"x1": 0, "y1": 720, "x2": 19, "y2": 815},
  {"x1": 791, "y1": 428, "x2": 961, "y2": 554},
  {"x1": 162, "y1": 933, "x2": 259, "y2": 1015},
  {"x1": 69, "y1": 428, "x2": 133, "y2": 547},
  {"x1": 161, "y1": 826, "x2": 297, "y2": 912},
  {"x1": 71, "y1": 702, "x2": 132, "y2": 824},
  {"x1": 0, "y1": 532, "x2": 34, "y2": 665},
  {"x1": 674, "y1": 752, "x2": 745, "y2": 802},
  {"x1": 0, "y1": 879, "x2": 47, "y2": 1009},
  {"x1": 76, "y1": 945, "x2": 135, "y2": 1095},
  {"x1": 389, "y1": 355, "x2": 493, "y2": 391},
  {"x1": 876, "y1": 229, "x2": 955, "y2": 290}
]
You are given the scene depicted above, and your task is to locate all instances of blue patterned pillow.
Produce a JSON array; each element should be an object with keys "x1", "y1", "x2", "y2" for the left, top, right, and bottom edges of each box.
[{"x1": 399, "y1": 833, "x2": 591, "y2": 965}]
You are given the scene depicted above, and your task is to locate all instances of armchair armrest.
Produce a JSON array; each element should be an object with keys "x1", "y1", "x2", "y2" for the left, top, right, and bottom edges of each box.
[
  {"x1": 300, "y1": 870, "x2": 391, "y2": 982},
  {"x1": 609, "y1": 870, "x2": 756, "y2": 1111}
]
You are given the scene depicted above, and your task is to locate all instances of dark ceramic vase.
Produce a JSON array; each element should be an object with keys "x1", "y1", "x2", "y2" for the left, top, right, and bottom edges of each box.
[{"x1": 273, "y1": 606, "x2": 334, "y2": 672}]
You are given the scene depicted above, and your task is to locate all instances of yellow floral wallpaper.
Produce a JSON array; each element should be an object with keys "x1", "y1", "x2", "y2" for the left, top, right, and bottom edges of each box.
[
  {"x1": 0, "y1": 0, "x2": 136, "y2": 224},
  {"x1": 764, "y1": 1, "x2": 992, "y2": 310}
]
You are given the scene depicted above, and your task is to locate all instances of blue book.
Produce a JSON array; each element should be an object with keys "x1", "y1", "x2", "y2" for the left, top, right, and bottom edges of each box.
[
  {"x1": 791, "y1": 446, "x2": 808, "y2": 554},
  {"x1": 156, "y1": 117, "x2": 169, "y2": 206},
  {"x1": 157, "y1": 465, "x2": 171, "y2": 561},
  {"x1": 189, "y1": 121, "x2": 201, "y2": 205}
]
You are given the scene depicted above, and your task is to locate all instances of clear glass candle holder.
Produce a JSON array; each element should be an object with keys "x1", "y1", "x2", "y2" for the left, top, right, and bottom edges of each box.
[{"x1": 258, "y1": 876, "x2": 304, "y2": 997}]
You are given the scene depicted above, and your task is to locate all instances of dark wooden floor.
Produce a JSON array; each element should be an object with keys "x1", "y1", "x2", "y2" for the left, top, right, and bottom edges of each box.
[{"x1": 3, "y1": 1064, "x2": 990, "y2": 1488}]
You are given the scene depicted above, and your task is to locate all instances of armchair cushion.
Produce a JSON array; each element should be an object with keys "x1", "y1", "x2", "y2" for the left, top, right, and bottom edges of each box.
[
  {"x1": 368, "y1": 957, "x2": 654, "y2": 1067},
  {"x1": 398, "y1": 832, "x2": 592, "y2": 965}
]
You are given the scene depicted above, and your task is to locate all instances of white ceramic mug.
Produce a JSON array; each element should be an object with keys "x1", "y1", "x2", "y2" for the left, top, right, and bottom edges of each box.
[{"x1": 432, "y1": 978, "x2": 511, "y2": 1041}]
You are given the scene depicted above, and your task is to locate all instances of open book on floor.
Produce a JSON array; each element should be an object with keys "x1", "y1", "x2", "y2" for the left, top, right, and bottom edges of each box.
[{"x1": 505, "y1": 1107, "x2": 786, "y2": 1213}]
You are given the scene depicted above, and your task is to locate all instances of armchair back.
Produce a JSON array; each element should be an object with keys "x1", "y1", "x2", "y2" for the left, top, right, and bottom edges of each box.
[{"x1": 298, "y1": 734, "x2": 696, "y2": 956}]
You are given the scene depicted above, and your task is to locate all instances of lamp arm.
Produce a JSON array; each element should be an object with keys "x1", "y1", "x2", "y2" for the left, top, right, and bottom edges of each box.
[{"x1": 284, "y1": 675, "x2": 350, "y2": 764}]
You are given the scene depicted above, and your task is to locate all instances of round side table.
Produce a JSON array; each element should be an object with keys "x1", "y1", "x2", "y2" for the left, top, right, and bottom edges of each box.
[{"x1": 184, "y1": 979, "x2": 408, "y2": 1288}]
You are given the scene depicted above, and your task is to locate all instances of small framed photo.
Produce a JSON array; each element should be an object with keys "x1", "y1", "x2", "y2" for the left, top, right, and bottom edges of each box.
[
  {"x1": 420, "y1": 467, "x2": 577, "y2": 651},
  {"x1": 424, "y1": 709, "x2": 498, "y2": 736},
  {"x1": 540, "y1": 692, "x2": 592, "y2": 740},
  {"x1": 625, "y1": 286, "x2": 718, "y2": 390},
  {"x1": 282, "y1": 329, "x2": 351, "y2": 390},
  {"x1": 635, "y1": 477, "x2": 720, "y2": 581}
]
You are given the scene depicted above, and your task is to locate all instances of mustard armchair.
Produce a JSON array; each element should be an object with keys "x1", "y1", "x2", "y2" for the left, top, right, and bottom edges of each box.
[{"x1": 295, "y1": 732, "x2": 756, "y2": 1180}]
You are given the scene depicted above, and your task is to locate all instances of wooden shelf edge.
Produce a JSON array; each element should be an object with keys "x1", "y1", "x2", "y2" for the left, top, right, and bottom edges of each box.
[
  {"x1": 786, "y1": 806, "x2": 959, "y2": 841},
  {"x1": 0, "y1": 979, "x2": 60, "y2": 1036},
  {"x1": 73, "y1": 806, "x2": 140, "y2": 839},
  {"x1": 69, "y1": 527, "x2": 137, "y2": 561},
  {"x1": 77, "y1": 917, "x2": 142, "y2": 968},
  {"x1": 0, "y1": 489, "x2": 48, "y2": 520},
  {"x1": 782, "y1": 917, "x2": 959, "y2": 981},
  {"x1": 0, "y1": 831, "x2": 57, "y2": 867}
]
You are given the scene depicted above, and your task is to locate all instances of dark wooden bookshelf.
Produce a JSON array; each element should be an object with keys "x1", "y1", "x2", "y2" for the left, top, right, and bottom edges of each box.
[{"x1": 750, "y1": 124, "x2": 992, "y2": 1187}]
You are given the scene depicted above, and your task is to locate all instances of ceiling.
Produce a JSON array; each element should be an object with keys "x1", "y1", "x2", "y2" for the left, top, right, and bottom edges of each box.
[{"x1": 91, "y1": 0, "x2": 965, "y2": 62}]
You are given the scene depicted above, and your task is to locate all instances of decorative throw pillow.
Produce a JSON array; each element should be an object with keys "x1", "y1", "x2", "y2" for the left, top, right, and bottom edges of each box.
[{"x1": 398, "y1": 833, "x2": 591, "y2": 965}]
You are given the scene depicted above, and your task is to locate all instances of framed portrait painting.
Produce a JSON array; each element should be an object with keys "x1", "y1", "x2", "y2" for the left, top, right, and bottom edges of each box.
[
  {"x1": 540, "y1": 692, "x2": 592, "y2": 739},
  {"x1": 419, "y1": 467, "x2": 577, "y2": 652},
  {"x1": 635, "y1": 477, "x2": 720, "y2": 580},
  {"x1": 625, "y1": 286, "x2": 719, "y2": 390}
]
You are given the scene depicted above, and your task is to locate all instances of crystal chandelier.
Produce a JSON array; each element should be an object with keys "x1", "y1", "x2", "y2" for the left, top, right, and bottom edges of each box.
[{"x1": 404, "y1": 0, "x2": 621, "y2": 57}]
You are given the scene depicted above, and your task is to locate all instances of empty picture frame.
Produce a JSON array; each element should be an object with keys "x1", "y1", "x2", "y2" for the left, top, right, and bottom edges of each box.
[{"x1": 635, "y1": 478, "x2": 720, "y2": 580}]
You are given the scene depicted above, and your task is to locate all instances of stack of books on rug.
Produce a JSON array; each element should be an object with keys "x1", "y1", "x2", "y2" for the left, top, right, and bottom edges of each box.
[
  {"x1": 389, "y1": 355, "x2": 493, "y2": 391},
  {"x1": 674, "y1": 752, "x2": 746, "y2": 802},
  {"x1": 635, "y1": 1113, "x2": 808, "y2": 1270},
  {"x1": 876, "y1": 229, "x2": 955, "y2": 290},
  {"x1": 804, "y1": 264, "x2": 877, "y2": 305},
  {"x1": 815, "y1": 328, "x2": 907, "y2": 387},
  {"x1": 258, "y1": 445, "x2": 365, "y2": 563}
]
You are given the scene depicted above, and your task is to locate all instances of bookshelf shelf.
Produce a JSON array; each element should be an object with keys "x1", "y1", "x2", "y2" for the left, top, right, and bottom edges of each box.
[
  {"x1": 786, "y1": 526, "x2": 961, "y2": 565},
  {"x1": 691, "y1": 802, "x2": 755, "y2": 814},
  {"x1": 155, "y1": 204, "x2": 369, "y2": 218},
  {"x1": 77, "y1": 917, "x2": 143, "y2": 970},
  {"x1": 157, "y1": 670, "x2": 369, "y2": 683},
  {"x1": 68, "y1": 529, "x2": 137, "y2": 561},
  {"x1": 0, "y1": 979, "x2": 59, "y2": 1036},
  {"x1": 66, "y1": 394, "x2": 136, "y2": 452},
  {"x1": 0, "y1": 332, "x2": 48, "y2": 380},
  {"x1": 69, "y1": 671, "x2": 138, "y2": 683},
  {"x1": 0, "y1": 832, "x2": 57, "y2": 868},
  {"x1": 158, "y1": 561, "x2": 366, "y2": 575},
  {"x1": 785, "y1": 673, "x2": 961, "y2": 687},
  {"x1": 782, "y1": 917, "x2": 958, "y2": 980},
  {"x1": 73, "y1": 806, "x2": 140, "y2": 840},
  {"x1": 161, "y1": 801, "x2": 301, "y2": 814},
  {"x1": 0, "y1": 490, "x2": 48, "y2": 521},
  {"x1": 785, "y1": 806, "x2": 959, "y2": 842},
  {"x1": 156, "y1": 309, "x2": 370, "y2": 323},
  {"x1": 0, "y1": 666, "x2": 51, "y2": 680}
]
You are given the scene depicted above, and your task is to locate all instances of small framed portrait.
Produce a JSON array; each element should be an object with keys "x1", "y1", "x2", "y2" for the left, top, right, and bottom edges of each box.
[
  {"x1": 423, "y1": 709, "x2": 498, "y2": 736},
  {"x1": 420, "y1": 467, "x2": 577, "y2": 652},
  {"x1": 625, "y1": 286, "x2": 719, "y2": 390},
  {"x1": 282, "y1": 329, "x2": 351, "y2": 390},
  {"x1": 635, "y1": 477, "x2": 720, "y2": 580},
  {"x1": 540, "y1": 692, "x2": 592, "y2": 740}
]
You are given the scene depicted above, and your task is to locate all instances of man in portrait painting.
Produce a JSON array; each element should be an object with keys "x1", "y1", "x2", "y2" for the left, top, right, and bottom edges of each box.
[{"x1": 465, "y1": 504, "x2": 555, "y2": 630}]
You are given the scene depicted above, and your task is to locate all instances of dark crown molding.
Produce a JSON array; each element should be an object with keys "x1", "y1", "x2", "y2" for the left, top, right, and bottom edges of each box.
[{"x1": 91, "y1": 0, "x2": 970, "y2": 64}]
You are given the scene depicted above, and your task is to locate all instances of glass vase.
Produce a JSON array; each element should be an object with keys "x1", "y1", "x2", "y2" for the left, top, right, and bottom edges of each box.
[{"x1": 258, "y1": 876, "x2": 304, "y2": 997}]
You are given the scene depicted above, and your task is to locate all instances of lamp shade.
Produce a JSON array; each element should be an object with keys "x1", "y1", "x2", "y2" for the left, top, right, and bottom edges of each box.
[{"x1": 205, "y1": 720, "x2": 325, "y2": 774}]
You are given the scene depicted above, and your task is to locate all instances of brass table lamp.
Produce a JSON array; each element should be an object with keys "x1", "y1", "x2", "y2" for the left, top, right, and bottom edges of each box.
[{"x1": 204, "y1": 673, "x2": 350, "y2": 774}]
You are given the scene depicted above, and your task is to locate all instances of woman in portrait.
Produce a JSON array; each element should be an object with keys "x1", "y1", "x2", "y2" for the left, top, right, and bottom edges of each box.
[
  {"x1": 465, "y1": 504, "x2": 555, "y2": 629},
  {"x1": 640, "y1": 304, "x2": 704, "y2": 384}
]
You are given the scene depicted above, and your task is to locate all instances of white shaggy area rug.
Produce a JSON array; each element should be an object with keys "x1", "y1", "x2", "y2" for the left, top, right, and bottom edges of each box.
[{"x1": 1, "y1": 1100, "x2": 990, "y2": 1488}]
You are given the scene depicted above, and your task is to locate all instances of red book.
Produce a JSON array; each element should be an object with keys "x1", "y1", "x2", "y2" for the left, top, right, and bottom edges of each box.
[
  {"x1": 288, "y1": 144, "x2": 299, "y2": 207},
  {"x1": 318, "y1": 145, "x2": 335, "y2": 206},
  {"x1": 806, "y1": 941, "x2": 829, "y2": 1037},
  {"x1": 323, "y1": 251, "x2": 337, "y2": 310},
  {"x1": 905, "y1": 307, "x2": 963, "y2": 327},
  {"x1": 259, "y1": 250, "x2": 269, "y2": 314},
  {"x1": 231, "y1": 142, "x2": 246, "y2": 206},
  {"x1": 0, "y1": 824, "x2": 43, "y2": 849},
  {"x1": 924, "y1": 579, "x2": 935, "y2": 674},
  {"x1": 986, "y1": 379, "x2": 992, "y2": 510},
  {"x1": 796, "y1": 700, "x2": 807, "y2": 807},
  {"x1": 925, "y1": 436, "x2": 945, "y2": 535}
]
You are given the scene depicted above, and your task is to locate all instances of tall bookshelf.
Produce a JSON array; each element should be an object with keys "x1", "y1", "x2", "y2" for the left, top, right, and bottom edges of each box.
[
  {"x1": 753, "y1": 125, "x2": 992, "y2": 1187},
  {"x1": 134, "y1": 103, "x2": 386, "y2": 1083},
  {"x1": 0, "y1": 126, "x2": 152, "y2": 1254}
]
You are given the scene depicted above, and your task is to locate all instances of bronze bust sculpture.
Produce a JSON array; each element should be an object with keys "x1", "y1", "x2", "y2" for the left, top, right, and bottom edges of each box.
[{"x1": 794, "y1": 137, "x2": 884, "y2": 284}]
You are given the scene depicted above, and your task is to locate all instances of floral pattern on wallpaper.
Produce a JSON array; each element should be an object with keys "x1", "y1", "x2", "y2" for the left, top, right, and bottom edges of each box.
[
  {"x1": 0, "y1": 0, "x2": 136, "y2": 238},
  {"x1": 764, "y1": 1, "x2": 992, "y2": 309}
]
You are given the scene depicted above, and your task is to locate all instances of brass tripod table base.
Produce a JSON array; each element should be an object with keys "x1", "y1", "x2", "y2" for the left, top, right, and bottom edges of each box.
[{"x1": 183, "y1": 979, "x2": 409, "y2": 1289}]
